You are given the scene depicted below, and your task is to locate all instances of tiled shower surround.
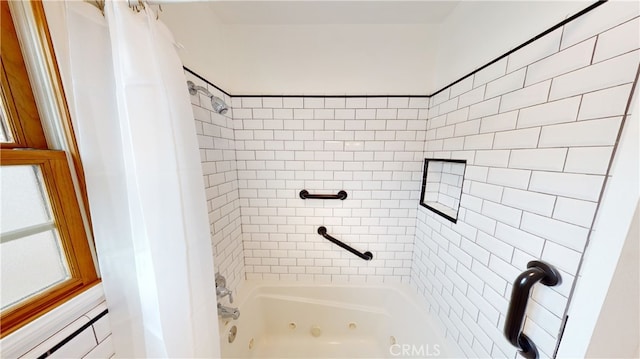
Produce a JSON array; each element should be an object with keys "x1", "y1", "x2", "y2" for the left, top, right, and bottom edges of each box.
[
  {"x1": 187, "y1": 73, "x2": 245, "y2": 295},
  {"x1": 413, "y1": 12, "x2": 639, "y2": 359},
  {"x1": 188, "y1": 5, "x2": 639, "y2": 359},
  {"x1": 234, "y1": 96, "x2": 429, "y2": 283}
]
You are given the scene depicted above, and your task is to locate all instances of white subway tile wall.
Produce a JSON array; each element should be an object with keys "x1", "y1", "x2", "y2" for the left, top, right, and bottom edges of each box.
[
  {"x1": 412, "y1": 10, "x2": 639, "y2": 359},
  {"x1": 187, "y1": 72, "x2": 245, "y2": 295},
  {"x1": 20, "y1": 303, "x2": 113, "y2": 359},
  {"x1": 235, "y1": 95, "x2": 428, "y2": 283}
]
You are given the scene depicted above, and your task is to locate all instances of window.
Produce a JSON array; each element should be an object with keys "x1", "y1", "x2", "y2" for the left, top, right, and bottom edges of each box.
[
  {"x1": 1, "y1": 1, "x2": 98, "y2": 337},
  {"x1": 419, "y1": 159, "x2": 466, "y2": 223}
]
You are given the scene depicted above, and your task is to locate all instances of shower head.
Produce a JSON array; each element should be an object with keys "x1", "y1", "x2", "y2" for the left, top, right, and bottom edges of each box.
[
  {"x1": 187, "y1": 80, "x2": 229, "y2": 115},
  {"x1": 211, "y1": 95, "x2": 228, "y2": 115}
]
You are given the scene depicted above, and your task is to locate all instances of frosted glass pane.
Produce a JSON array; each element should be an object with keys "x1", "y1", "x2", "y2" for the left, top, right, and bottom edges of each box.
[
  {"x1": 0, "y1": 95, "x2": 11, "y2": 143},
  {"x1": 0, "y1": 165, "x2": 52, "y2": 233},
  {"x1": 1, "y1": 229, "x2": 70, "y2": 310}
]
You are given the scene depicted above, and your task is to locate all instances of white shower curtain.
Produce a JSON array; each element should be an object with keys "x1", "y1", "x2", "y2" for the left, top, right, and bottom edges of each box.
[{"x1": 58, "y1": 2, "x2": 219, "y2": 357}]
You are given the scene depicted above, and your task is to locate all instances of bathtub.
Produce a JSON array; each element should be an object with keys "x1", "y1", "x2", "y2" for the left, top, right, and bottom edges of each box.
[{"x1": 218, "y1": 281, "x2": 461, "y2": 358}]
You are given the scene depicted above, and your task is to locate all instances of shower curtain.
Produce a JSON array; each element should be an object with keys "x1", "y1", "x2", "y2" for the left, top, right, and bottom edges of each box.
[{"x1": 56, "y1": 1, "x2": 219, "y2": 357}]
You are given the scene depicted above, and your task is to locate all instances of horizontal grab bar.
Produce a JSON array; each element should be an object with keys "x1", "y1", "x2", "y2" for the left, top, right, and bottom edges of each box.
[
  {"x1": 300, "y1": 190, "x2": 347, "y2": 200},
  {"x1": 317, "y1": 226, "x2": 372, "y2": 261},
  {"x1": 504, "y1": 260, "x2": 560, "y2": 359}
]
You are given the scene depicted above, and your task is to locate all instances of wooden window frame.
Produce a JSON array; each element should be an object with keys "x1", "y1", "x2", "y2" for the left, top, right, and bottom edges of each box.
[
  {"x1": 0, "y1": 0, "x2": 46, "y2": 150},
  {"x1": 1, "y1": 1, "x2": 99, "y2": 338},
  {"x1": 1, "y1": 151, "x2": 98, "y2": 336}
]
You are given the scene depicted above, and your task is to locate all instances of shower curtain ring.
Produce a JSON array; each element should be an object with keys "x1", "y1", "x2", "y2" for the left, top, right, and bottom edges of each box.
[{"x1": 127, "y1": 0, "x2": 144, "y2": 12}]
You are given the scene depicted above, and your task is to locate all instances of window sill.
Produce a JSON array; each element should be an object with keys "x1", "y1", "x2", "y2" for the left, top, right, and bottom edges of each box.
[{"x1": 0, "y1": 282, "x2": 105, "y2": 358}]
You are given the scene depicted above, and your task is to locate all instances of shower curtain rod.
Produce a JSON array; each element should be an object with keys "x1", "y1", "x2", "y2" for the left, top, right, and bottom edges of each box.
[{"x1": 85, "y1": 0, "x2": 165, "y2": 15}]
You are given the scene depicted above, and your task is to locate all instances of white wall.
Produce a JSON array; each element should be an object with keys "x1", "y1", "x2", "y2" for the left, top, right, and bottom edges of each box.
[
  {"x1": 586, "y1": 203, "x2": 640, "y2": 358},
  {"x1": 161, "y1": 1, "x2": 600, "y2": 95},
  {"x1": 432, "y1": 1, "x2": 590, "y2": 90},
  {"x1": 161, "y1": 2, "x2": 440, "y2": 95},
  {"x1": 158, "y1": 3, "x2": 231, "y2": 92},
  {"x1": 214, "y1": 23, "x2": 439, "y2": 96}
]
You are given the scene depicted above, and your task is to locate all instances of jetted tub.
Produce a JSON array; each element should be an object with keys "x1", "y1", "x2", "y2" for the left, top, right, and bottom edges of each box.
[{"x1": 218, "y1": 281, "x2": 461, "y2": 358}]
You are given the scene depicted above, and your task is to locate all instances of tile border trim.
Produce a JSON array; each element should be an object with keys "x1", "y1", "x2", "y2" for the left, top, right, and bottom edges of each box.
[
  {"x1": 183, "y1": 1, "x2": 605, "y2": 99},
  {"x1": 36, "y1": 309, "x2": 108, "y2": 359}
]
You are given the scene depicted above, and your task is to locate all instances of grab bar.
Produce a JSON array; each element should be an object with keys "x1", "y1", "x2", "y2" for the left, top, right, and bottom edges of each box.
[
  {"x1": 317, "y1": 226, "x2": 372, "y2": 261},
  {"x1": 504, "y1": 260, "x2": 561, "y2": 359},
  {"x1": 300, "y1": 190, "x2": 347, "y2": 200}
]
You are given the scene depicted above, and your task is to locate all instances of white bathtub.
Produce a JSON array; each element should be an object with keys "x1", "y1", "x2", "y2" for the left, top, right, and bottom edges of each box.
[{"x1": 218, "y1": 281, "x2": 461, "y2": 358}]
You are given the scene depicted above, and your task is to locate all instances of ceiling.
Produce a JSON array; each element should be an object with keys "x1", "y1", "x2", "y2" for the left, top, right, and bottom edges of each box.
[
  {"x1": 205, "y1": 1, "x2": 460, "y2": 25},
  {"x1": 161, "y1": 1, "x2": 591, "y2": 96}
]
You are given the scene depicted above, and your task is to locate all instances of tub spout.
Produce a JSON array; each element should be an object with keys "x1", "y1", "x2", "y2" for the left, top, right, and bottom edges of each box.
[{"x1": 218, "y1": 303, "x2": 240, "y2": 320}]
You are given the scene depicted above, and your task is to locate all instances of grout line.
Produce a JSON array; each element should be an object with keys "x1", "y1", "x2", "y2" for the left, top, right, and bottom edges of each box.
[
  {"x1": 558, "y1": 14, "x2": 568, "y2": 51},
  {"x1": 504, "y1": 52, "x2": 512, "y2": 76},
  {"x1": 546, "y1": 78, "x2": 553, "y2": 102},
  {"x1": 590, "y1": 35, "x2": 600, "y2": 65},
  {"x1": 575, "y1": 93, "x2": 585, "y2": 122},
  {"x1": 591, "y1": 48, "x2": 640, "y2": 66}
]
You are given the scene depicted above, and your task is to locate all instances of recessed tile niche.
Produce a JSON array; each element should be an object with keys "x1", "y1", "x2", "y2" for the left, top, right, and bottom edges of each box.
[{"x1": 419, "y1": 159, "x2": 466, "y2": 223}]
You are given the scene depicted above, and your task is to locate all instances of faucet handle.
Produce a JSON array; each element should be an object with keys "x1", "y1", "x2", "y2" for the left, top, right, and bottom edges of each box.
[
  {"x1": 217, "y1": 287, "x2": 234, "y2": 303},
  {"x1": 215, "y1": 272, "x2": 227, "y2": 289},
  {"x1": 215, "y1": 273, "x2": 233, "y2": 303}
]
